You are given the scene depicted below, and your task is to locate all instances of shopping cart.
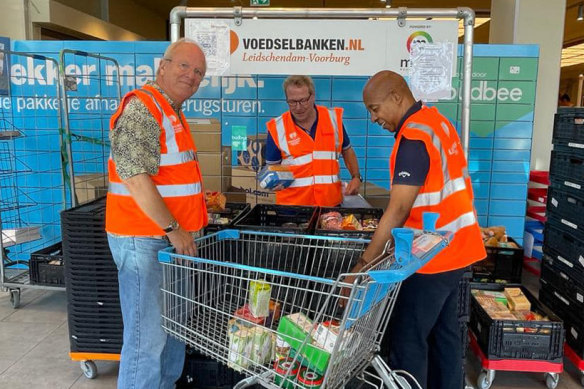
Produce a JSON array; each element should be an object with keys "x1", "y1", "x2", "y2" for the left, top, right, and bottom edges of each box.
[{"x1": 159, "y1": 214, "x2": 451, "y2": 389}]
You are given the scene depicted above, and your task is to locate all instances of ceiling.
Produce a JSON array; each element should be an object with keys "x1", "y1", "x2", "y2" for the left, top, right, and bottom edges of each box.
[{"x1": 131, "y1": 0, "x2": 583, "y2": 70}]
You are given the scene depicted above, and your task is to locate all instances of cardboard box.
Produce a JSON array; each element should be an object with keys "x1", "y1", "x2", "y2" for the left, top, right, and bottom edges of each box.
[
  {"x1": 236, "y1": 134, "x2": 267, "y2": 172},
  {"x1": 74, "y1": 173, "x2": 108, "y2": 204},
  {"x1": 187, "y1": 118, "x2": 221, "y2": 133},
  {"x1": 231, "y1": 166, "x2": 259, "y2": 189},
  {"x1": 246, "y1": 191, "x2": 276, "y2": 206},
  {"x1": 198, "y1": 152, "x2": 222, "y2": 176},
  {"x1": 202, "y1": 175, "x2": 231, "y2": 192},
  {"x1": 192, "y1": 132, "x2": 221, "y2": 152}
]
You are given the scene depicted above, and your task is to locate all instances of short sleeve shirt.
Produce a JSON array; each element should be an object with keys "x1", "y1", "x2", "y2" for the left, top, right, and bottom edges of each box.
[
  {"x1": 265, "y1": 107, "x2": 351, "y2": 164},
  {"x1": 391, "y1": 101, "x2": 430, "y2": 186},
  {"x1": 109, "y1": 82, "x2": 181, "y2": 180}
]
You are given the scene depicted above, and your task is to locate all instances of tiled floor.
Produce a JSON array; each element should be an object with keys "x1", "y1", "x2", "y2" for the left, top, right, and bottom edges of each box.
[{"x1": 0, "y1": 272, "x2": 582, "y2": 389}]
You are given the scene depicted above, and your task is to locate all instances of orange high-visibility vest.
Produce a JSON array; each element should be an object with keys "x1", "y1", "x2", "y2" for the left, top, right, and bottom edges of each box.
[
  {"x1": 390, "y1": 106, "x2": 486, "y2": 274},
  {"x1": 266, "y1": 106, "x2": 344, "y2": 206},
  {"x1": 105, "y1": 84, "x2": 208, "y2": 236}
]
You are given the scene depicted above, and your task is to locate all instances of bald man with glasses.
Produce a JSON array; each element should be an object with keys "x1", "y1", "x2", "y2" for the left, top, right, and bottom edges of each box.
[{"x1": 265, "y1": 75, "x2": 362, "y2": 206}]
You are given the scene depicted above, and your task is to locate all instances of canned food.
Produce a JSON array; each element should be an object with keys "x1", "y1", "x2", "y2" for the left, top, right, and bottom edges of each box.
[
  {"x1": 297, "y1": 368, "x2": 324, "y2": 388},
  {"x1": 274, "y1": 358, "x2": 300, "y2": 389}
]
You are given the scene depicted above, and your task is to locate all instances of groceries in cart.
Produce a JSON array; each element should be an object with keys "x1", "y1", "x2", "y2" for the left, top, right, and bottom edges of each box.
[
  {"x1": 472, "y1": 287, "x2": 550, "y2": 326},
  {"x1": 227, "y1": 279, "x2": 351, "y2": 377},
  {"x1": 319, "y1": 211, "x2": 379, "y2": 231},
  {"x1": 258, "y1": 165, "x2": 295, "y2": 190},
  {"x1": 228, "y1": 318, "x2": 274, "y2": 370},
  {"x1": 159, "y1": 216, "x2": 450, "y2": 389},
  {"x1": 249, "y1": 280, "x2": 272, "y2": 317}
]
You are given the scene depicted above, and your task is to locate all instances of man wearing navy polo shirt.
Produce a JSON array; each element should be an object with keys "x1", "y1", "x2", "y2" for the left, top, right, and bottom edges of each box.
[{"x1": 265, "y1": 75, "x2": 362, "y2": 206}]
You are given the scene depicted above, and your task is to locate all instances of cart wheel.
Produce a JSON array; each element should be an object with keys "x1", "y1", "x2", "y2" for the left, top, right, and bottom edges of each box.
[
  {"x1": 10, "y1": 289, "x2": 20, "y2": 309},
  {"x1": 80, "y1": 360, "x2": 97, "y2": 379},
  {"x1": 545, "y1": 372, "x2": 559, "y2": 389},
  {"x1": 477, "y1": 371, "x2": 493, "y2": 389},
  {"x1": 580, "y1": 373, "x2": 584, "y2": 387}
]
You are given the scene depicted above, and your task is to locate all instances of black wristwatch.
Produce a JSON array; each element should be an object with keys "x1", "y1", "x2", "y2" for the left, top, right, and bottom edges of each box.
[
  {"x1": 352, "y1": 174, "x2": 363, "y2": 183},
  {"x1": 163, "y1": 219, "x2": 179, "y2": 234}
]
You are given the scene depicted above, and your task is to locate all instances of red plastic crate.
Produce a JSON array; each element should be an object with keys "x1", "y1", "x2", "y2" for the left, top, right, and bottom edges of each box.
[
  {"x1": 530, "y1": 171, "x2": 550, "y2": 186},
  {"x1": 528, "y1": 187, "x2": 548, "y2": 204},
  {"x1": 527, "y1": 206, "x2": 546, "y2": 222}
]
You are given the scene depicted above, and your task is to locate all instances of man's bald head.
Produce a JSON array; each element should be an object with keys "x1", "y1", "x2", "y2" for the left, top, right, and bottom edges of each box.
[
  {"x1": 363, "y1": 70, "x2": 414, "y2": 104},
  {"x1": 362, "y1": 70, "x2": 416, "y2": 133}
]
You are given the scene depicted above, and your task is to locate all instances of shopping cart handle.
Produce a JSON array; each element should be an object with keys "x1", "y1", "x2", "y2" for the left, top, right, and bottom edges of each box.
[{"x1": 366, "y1": 212, "x2": 449, "y2": 284}]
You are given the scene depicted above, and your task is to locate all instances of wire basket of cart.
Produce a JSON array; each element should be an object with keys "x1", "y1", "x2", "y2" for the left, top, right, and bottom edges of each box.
[{"x1": 158, "y1": 212, "x2": 450, "y2": 389}]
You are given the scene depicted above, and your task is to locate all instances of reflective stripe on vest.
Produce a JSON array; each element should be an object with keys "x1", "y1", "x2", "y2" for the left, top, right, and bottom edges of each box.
[
  {"x1": 109, "y1": 181, "x2": 201, "y2": 197},
  {"x1": 406, "y1": 121, "x2": 450, "y2": 181},
  {"x1": 289, "y1": 175, "x2": 340, "y2": 188},
  {"x1": 160, "y1": 150, "x2": 195, "y2": 165},
  {"x1": 327, "y1": 108, "x2": 340, "y2": 151},
  {"x1": 274, "y1": 116, "x2": 291, "y2": 157},
  {"x1": 141, "y1": 88, "x2": 181, "y2": 155},
  {"x1": 274, "y1": 109, "x2": 340, "y2": 158},
  {"x1": 438, "y1": 211, "x2": 477, "y2": 233},
  {"x1": 282, "y1": 150, "x2": 338, "y2": 166},
  {"x1": 413, "y1": 176, "x2": 467, "y2": 208},
  {"x1": 109, "y1": 150, "x2": 195, "y2": 167}
]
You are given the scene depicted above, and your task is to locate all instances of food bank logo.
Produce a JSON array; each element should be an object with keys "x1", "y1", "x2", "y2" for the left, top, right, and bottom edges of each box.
[
  {"x1": 231, "y1": 30, "x2": 365, "y2": 52},
  {"x1": 406, "y1": 31, "x2": 433, "y2": 52}
]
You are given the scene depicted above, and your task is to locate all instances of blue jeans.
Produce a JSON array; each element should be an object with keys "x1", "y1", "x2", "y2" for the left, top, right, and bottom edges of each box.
[{"x1": 107, "y1": 234, "x2": 185, "y2": 389}]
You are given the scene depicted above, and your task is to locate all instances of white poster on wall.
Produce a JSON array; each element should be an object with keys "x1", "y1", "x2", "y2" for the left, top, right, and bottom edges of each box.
[{"x1": 185, "y1": 18, "x2": 458, "y2": 76}]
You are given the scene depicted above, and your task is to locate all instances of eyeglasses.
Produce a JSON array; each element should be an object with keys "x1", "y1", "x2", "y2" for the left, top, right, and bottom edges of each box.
[
  {"x1": 164, "y1": 58, "x2": 205, "y2": 78},
  {"x1": 286, "y1": 94, "x2": 312, "y2": 107}
]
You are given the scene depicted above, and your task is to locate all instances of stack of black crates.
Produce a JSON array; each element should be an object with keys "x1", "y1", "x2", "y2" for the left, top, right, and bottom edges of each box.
[
  {"x1": 458, "y1": 269, "x2": 472, "y2": 389},
  {"x1": 539, "y1": 107, "x2": 584, "y2": 361},
  {"x1": 61, "y1": 197, "x2": 123, "y2": 355}
]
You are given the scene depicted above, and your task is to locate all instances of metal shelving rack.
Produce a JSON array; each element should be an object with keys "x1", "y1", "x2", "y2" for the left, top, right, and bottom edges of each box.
[{"x1": 0, "y1": 50, "x2": 67, "y2": 307}]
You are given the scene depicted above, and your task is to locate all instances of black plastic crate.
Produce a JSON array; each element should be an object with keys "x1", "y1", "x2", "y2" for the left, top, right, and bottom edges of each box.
[
  {"x1": 458, "y1": 270, "x2": 472, "y2": 322},
  {"x1": 469, "y1": 283, "x2": 564, "y2": 362},
  {"x1": 471, "y1": 238, "x2": 523, "y2": 283},
  {"x1": 562, "y1": 310, "x2": 584, "y2": 359},
  {"x1": 315, "y1": 207, "x2": 384, "y2": 239},
  {"x1": 460, "y1": 320, "x2": 469, "y2": 359},
  {"x1": 206, "y1": 202, "x2": 250, "y2": 233},
  {"x1": 540, "y1": 277, "x2": 584, "y2": 323},
  {"x1": 541, "y1": 255, "x2": 584, "y2": 312},
  {"x1": 233, "y1": 204, "x2": 317, "y2": 233},
  {"x1": 553, "y1": 107, "x2": 584, "y2": 146},
  {"x1": 543, "y1": 220, "x2": 584, "y2": 283},
  {"x1": 550, "y1": 149, "x2": 584, "y2": 188},
  {"x1": 546, "y1": 185, "x2": 584, "y2": 231},
  {"x1": 177, "y1": 351, "x2": 244, "y2": 389},
  {"x1": 29, "y1": 242, "x2": 64, "y2": 286}
]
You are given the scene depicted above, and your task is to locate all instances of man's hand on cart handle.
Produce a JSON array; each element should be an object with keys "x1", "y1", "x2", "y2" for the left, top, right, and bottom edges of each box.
[
  {"x1": 167, "y1": 227, "x2": 198, "y2": 257},
  {"x1": 338, "y1": 257, "x2": 369, "y2": 308}
]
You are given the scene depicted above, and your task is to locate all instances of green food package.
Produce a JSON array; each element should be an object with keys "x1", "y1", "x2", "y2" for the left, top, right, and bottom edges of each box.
[{"x1": 276, "y1": 313, "x2": 330, "y2": 374}]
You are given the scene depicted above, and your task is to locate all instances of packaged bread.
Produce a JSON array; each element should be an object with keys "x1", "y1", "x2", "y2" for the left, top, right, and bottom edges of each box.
[
  {"x1": 361, "y1": 218, "x2": 379, "y2": 231},
  {"x1": 480, "y1": 226, "x2": 506, "y2": 242},
  {"x1": 504, "y1": 288, "x2": 531, "y2": 311},
  {"x1": 341, "y1": 214, "x2": 362, "y2": 231},
  {"x1": 485, "y1": 237, "x2": 499, "y2": 247},
  {"x1": 476, "y1": 296, "x2": 509, "y2": 314},
  {"x1": 489, "y1": 311, "x2": 517, "y2": 320},
  {"x1": 498, "y1": 241, "x2": 518, "y2": 249},
  {"x1": 205, "y1": 191, "x2": 226, "y2": 212}
]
